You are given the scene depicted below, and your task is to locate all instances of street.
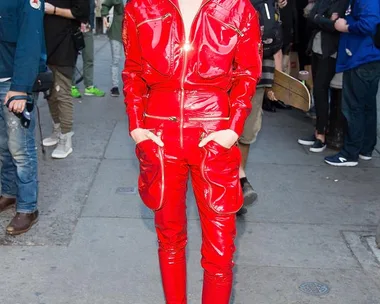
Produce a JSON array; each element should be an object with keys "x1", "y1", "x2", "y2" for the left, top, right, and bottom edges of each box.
[{"x1": 0, "y1": 36, "x2": 380, "y2": 304}]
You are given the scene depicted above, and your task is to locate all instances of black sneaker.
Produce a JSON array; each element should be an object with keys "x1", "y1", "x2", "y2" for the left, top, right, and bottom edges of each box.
[
  {"x1": 324, "y1": 153, "x2": 358, "y2": 167},
  {"x1": 298, "y1": 134, "x2": 316, "y2": 146},
  {"x1": 309, "y1": 139, "x2": 327, "y2": 153},
  {"x1": 236, "y1": 206, "x2": 248, "y2": 216},
  {"x1": 241, "y1": 179, "x2": 258, "y2": 206},
  {"x1": 111, "y1": 87, "x2": 120, "y2": 97}
]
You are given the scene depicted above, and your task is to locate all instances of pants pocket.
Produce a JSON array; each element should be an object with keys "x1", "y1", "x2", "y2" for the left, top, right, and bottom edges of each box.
[
  {"x1": 136, "y1": 138, "x2": 165, "y2": 211},
  {"x1": 201, "y1": 141, "x2": 243, "y2": 214}
]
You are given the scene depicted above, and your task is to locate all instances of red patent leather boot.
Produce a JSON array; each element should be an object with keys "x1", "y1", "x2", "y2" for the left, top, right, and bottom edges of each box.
[
  {"x1": 158, "y1": 246, "x2": 187, "y2": 304},
  {"x1": 202, "y1": 270, "x2": 233, "y2": 304}
]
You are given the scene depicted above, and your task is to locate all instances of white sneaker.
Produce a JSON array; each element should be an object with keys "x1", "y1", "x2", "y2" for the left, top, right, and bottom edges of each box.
[
  {"x1": 51, "y1": 132, "x2": 74, "y2": 159},
  {"x1": 359, "y1": 154, "x2": 372, "y2": 161},
  {"x1": 43, "y1": 123, "x2": 61, "y2": 147}
]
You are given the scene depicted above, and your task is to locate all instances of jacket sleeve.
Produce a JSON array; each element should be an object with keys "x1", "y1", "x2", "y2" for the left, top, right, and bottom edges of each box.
[
  {"x1": 228, "y1": 8, "x2": 262, "y2": 136},
  {"x1": 313, "y1": 16, "x2": 336, "y2": 33},
  {"x1": 122, "y1": 7, "x2": 148, "y2": 133},
  {"x1": 307, "y1": 2, "x2": 335, "y2": 33},
  {"x1": 312, "y1": 0, "x2": 350, "y2": 33},
  {"x1": 11, "y1": 0, "x2": 45, "y2": 93},
  {"x1": 292, "y1": 0, "x2": 299, "y2": 44},
  {"x1": 71, "y1": 0, "x2": 90, "y2": 23},
  {"x1": 101, "y1": 0, "x2": 113, "y2": 16},
  {"x1": 348, "y1": 0, "x2": 380, "y2": 36}
]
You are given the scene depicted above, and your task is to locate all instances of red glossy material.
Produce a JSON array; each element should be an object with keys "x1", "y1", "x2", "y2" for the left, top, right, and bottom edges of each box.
[
  {"x1": 122, "y1": 0, "x2": 262, "y2": 135},
  {"x1": 136, "y1": 125, "x2": 241, "y2": 304},
  {"x1": 123, "y1": 0, "x2": 262, "y2": 303}
]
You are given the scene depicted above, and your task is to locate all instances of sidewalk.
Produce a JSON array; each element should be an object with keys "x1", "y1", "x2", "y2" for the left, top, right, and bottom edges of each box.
[{"x1": 0, "y1": 36, "x2": 380, "y2": 304}]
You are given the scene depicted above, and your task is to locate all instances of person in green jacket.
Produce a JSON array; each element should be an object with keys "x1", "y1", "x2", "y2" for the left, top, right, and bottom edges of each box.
[{"x1": 101, "y1": 0, "x2": 125, "y2": 97}]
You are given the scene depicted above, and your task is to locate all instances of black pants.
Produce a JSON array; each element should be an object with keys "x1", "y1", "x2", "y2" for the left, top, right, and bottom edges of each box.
[
  {"x1": 312, "y1": 53, "x2": 337, "y2": 134},
  {"x1": 296, "y1": 6, "x2": 312, "y2": 70},
  {"x1": 341, "y1": 61, "x2": 380, "y2": 159}
]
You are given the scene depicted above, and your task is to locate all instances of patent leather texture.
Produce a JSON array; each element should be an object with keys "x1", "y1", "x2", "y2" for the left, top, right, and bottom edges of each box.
[
  {"x1": 123, "y1": 1, "x2": 261, "y2": 303},
  {"x1": 140, "y1": 126, "x2": 242, "y2": 304},
  {"x1": 122, "y1": 0, "x2": 262, "y2": 137}
]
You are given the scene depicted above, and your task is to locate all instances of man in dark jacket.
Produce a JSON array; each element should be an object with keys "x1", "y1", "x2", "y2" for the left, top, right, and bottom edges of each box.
[
  {"x1": 42, "y1": 0, "x2": 89, "y2": 159},
  {"x1": 0, "y1": 0, "x2": 44, "y2": 235},
  {"x1": 325, "y1": 0, "x2": 380, "y2": 166}
]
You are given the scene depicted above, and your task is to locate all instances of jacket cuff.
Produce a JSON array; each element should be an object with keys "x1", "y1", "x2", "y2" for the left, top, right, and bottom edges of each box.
[
  {"x1": 129, "y1": 119, "x2": 145, "y2": 135},
  {"x1": 228, "y1": 115, "x2": 246, "y2": 137},
  {"x1": 9, "y1": 84, "x2": 32, "y2": 94},
  {"x1": 347, "y1": 20, "x2": 358, "y2": 34}
]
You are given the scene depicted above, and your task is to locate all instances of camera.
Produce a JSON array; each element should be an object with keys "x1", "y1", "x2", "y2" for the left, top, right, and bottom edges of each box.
[{"x1": 5, "y1": 95, "x2": 34, "y2": 129}]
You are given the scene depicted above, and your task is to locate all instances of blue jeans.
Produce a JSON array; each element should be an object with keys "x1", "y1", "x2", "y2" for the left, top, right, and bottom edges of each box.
[
  {"x1": 0, "y1": 81, "x2": 38, "y2": 213},
  {"x1": 341, "y1": 61, "x2": 380, "y2": 160}
]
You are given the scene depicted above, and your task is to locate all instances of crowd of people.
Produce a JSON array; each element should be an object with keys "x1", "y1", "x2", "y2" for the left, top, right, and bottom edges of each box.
[
  {"x1": 0, "y1": 0, "x2": 123, "y2": 235},
  {"x1": 0, "y1": 0, "x2": 379, "y2": 303},
  {"x1": 295, "y1": 0, "x2": 380, "y2": 170},
  {"x1": 238, "y1": 0, "x2": 380, "y2": 214}
]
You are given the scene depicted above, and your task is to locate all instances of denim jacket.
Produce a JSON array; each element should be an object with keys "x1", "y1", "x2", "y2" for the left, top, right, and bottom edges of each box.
[{"x1": 0, "y1": 0, "x2": 45, "y2": 93}]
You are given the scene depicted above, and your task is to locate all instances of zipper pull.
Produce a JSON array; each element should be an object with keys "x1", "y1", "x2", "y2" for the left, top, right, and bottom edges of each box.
[{"x1": 183, "y1": 40, "x2": 192, "y2": 52}]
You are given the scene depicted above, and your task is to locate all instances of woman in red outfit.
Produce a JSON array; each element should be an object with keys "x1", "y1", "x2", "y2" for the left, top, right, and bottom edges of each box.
[{"x1": 122, "y1": 0, "x2": 262, "y2": 303}]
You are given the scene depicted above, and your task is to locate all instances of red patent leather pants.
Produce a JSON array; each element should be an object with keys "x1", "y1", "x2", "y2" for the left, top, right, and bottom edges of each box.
[{"x1": 136, "y1": 121, "x2": 243, "y2": 304}]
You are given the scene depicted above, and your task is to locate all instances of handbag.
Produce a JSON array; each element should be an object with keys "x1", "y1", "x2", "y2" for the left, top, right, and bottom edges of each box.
[{"x1": 32, "y1": 66, "x2": 54, "y2": 93}]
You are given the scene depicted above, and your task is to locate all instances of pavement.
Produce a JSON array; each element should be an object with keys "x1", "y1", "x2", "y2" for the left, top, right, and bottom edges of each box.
[
  {"x1": 1, "y1": 35, "x2": 380, "y2": 304},
  {"x1": 377, "y1": 82, "x2": 380, "y2": 152}
]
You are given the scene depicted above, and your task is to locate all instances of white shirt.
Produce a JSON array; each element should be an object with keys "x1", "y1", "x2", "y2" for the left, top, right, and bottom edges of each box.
[
  {"x1": 178, "y1": 0, "x2": 203, "y2": 42},
  {"x1": 0, "y1": 78, "x2": 10, "y2": 82}
]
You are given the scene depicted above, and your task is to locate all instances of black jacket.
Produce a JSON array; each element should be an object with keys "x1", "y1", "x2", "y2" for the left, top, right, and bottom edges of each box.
[
  {"x1": 307, "y1": 0, "x2": 350, "y2": 58},
  {"x1": 280, "y1": 0, "x2": 298, "y2": 51},
  {"x1": 44, "y1": 0, "x2": 90, "y2": 68}
]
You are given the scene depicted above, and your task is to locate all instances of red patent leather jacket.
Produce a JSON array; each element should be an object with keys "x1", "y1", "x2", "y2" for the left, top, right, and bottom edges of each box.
[{"x1": 122, "y1": 0, "x2": 262, "y2": 137}]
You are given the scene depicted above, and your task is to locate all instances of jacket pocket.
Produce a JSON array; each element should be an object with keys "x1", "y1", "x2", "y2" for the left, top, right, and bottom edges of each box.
[
  {"x1": 201, "y1": 141, "x2": 243, "y2": 214},
  {"x1": 137, "y1": 13, "x2": 174, "y2": 76},
  {"x1": 197, "y1": 14, "x2": 242, "y2": 79},
  {"x1": 136, "y1": 138, "x2": 165, "y2": 211},
  {"x1": 0, "y1": 14, "x2": 17, "y2": 43}
]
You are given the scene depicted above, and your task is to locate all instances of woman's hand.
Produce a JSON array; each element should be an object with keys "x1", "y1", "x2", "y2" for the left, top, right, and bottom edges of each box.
[
  {"x1": 131, "y1": 128, "x2": 164, "y2": 146},
  {"x1": 334, "y1": 18, "x2": 349, "y2": 33},
  {"x1": 199, "y1": 129, "x2": 239, "y2": 149},
  {"x1": 103, "y1": 17, "x2": 111, "y2": 29},
  {"x1": 266, "y1": 89, "x2": 278, "y2": 101},
  {"x1": 330, "y1": 13, "x2": 339, "y2": 21},
  {"x1": 45, "y1": 3, "x2": 55, "y2": 15},
  {"x1": 278, "y1": 0, "x2": 288, "y2": 9}
]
